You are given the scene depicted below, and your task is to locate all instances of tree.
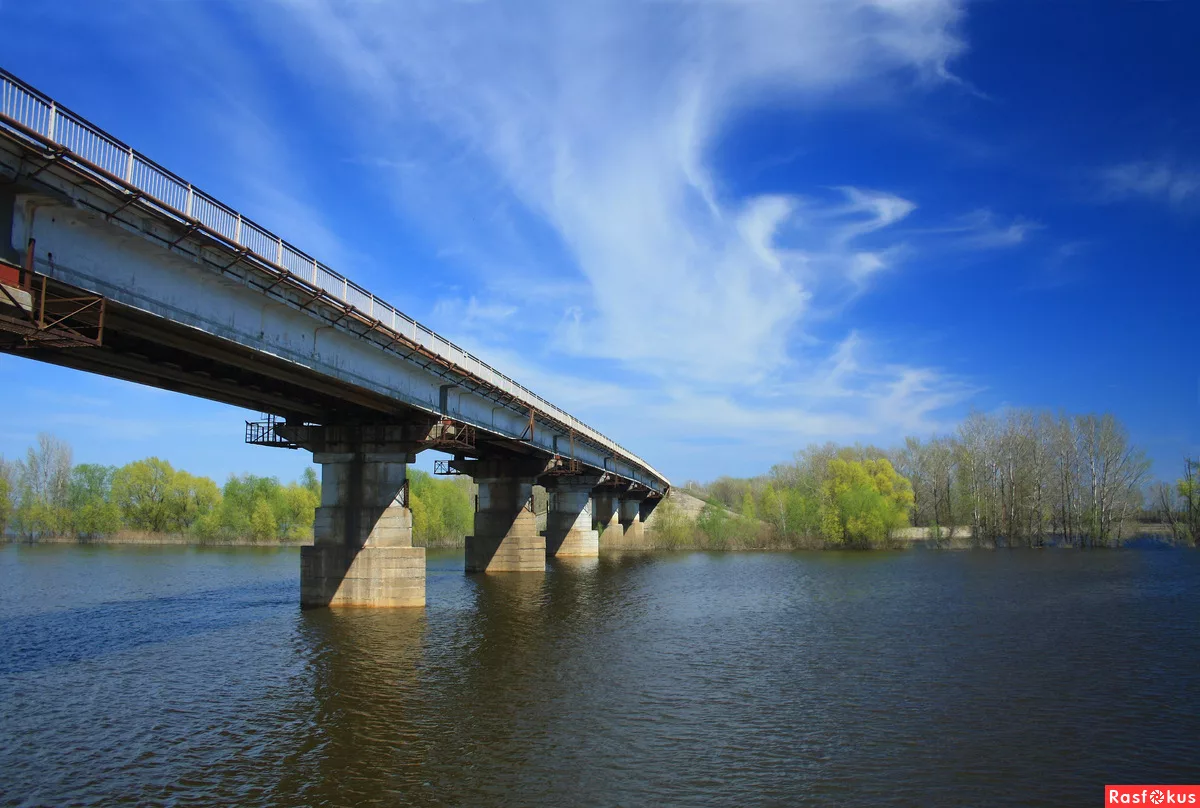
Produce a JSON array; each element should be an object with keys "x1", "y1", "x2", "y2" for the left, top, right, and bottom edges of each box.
[
  {"x1": 739, "y1": 490, "x2": 757, "y2": 521},
  {"x1": 68, "y1": 463, "x2": 120, "y2": 538},
  {"x1": 217, "y1": 474, "x2": 282, "y2": 537},
  {"x1": 112, "y1": 458, "x2": 176, "y2": 532},
  {"x1": 1178, "y1": 458, "x2": 1200, "y2": 545},
  {"x1": 697, "y1": 501, "x2": 735, "y2": 549},
  {"x1": 15, "y1": 433, "x2": 74, "y2": 537},
  {"x1": 819, "y1": 458, "x2": 913, "y2": 547},
  {"x1": 0, "y1": 456, "x2": 13, "y2": 536},
  {"x1": 301, "y1": 467, "x2": 321, "y2": 501},
  {"x1": 278, "y1": 482, "x2": 318, "y2": 540},
  {"x1": 168, "y1": 472, "x2": 221, "y2": 532},
  {"x1": 249, "y1": 498, "x2": 278, "y2": 542},
  {"x1": 759, "y1": 485, "x2": 784, "y2": 536}
]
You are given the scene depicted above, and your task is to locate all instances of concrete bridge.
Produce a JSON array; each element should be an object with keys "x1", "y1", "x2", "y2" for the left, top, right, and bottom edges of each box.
[{"x1": 0, "y1": 69, "x2": 669, "y2": 607}]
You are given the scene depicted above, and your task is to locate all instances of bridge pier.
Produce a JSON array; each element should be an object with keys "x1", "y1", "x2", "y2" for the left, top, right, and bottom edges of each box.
[
  {"x1": 595, "y1": 492, "x2": 624, "y2": 546},
  {"x1": 619, "y1": 498, "x2": 645, "y2": 546},
  {"x1": 287, "y1": 426, "x2": 425, "y2": 608},
  {"x1": 457, "y1": 459, "x2": 547, "y2": 573},
  {"x1": 544, "y1": 477, "x2": 600, "y2": 558}
]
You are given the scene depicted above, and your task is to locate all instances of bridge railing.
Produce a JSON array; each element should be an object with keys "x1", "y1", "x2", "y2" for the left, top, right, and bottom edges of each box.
[{"x1": 0, "y1": 68, "x2": 667, "y2": 489}]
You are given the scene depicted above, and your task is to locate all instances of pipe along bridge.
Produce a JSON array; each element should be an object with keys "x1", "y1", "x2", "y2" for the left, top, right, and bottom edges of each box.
[{"x1": 0, "y1": 68, "x2": 669, "y2": 607}]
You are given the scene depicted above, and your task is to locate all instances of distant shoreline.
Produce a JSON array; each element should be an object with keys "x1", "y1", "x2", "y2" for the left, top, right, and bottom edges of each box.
[
  {"x1": 0, "y1": 532, "x2": 471, "y2": 549},
  {"x1": 2, "y1": 531, "x2": 1184, "y2": 552}
]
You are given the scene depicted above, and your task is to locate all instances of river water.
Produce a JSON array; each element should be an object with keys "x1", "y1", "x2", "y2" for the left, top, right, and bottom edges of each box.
[{"x1": 1, "y1": 545, "x2": 1197, "y2": 807}]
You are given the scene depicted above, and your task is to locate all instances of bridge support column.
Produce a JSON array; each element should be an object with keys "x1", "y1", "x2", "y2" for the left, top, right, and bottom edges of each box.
[
  {"x1": 595, "y1": 492, "x2": 624, "y2": 546},
  {"x1": 619, "y1": 498, "x2": 645, "y2": 546},
  {"x1": 544, "y1": 478, "x2": 600, "y2": 558},
  {"x1": 459, "y1": 459, "x2": 547, "y2": 573},
  {"x1": 299, "y1": 449, "x2": 424, "y2": 608}
]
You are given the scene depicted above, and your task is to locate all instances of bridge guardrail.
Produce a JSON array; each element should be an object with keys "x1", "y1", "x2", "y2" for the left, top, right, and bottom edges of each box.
[{"x1": 0, "y1": 68, "x2": 667, "y2": 489}]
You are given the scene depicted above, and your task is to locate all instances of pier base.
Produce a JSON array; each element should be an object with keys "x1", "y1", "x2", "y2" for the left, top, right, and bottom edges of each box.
[{"x1": 298, "y1": 444, "x2": 425, "y2": 608}]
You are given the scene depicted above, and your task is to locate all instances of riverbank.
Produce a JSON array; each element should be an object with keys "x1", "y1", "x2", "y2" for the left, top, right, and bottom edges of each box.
[
  {"x1": 0, "y1": 532, "x2": 472, "y2": 549},
  {"x1": 2, "y1": 532, "x2": 308, "y2": 548},
  {"x1": 2, "y1": 525, "x2": 1184, "y2": 551}
]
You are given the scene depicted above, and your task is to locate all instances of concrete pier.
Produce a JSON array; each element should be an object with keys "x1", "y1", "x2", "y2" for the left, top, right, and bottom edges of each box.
[
  {"x1": 544, "y1": 479, "x2": 600, "y2": 558},
  {"x1": 619, "y1": 498, "x2": 645, "y2": 546},
  {"x1": 595, "y1": 493, "x2": 624, "y2": 546},
  {"x1": 460, "y1": 460, "x2": 547, "y2": 573},
  {"x1": 300, "y1": 450, "x2": 425, "y2": 608}
]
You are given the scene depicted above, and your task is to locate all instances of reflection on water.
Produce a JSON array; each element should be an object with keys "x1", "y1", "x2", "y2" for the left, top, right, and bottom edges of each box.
[{"x1": 1, "y1": 544, "x2": 1198, "y2": 807}]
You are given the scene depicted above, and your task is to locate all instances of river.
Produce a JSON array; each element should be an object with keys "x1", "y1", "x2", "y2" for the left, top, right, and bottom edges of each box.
[{"x1": 1, "y1": 544, "x2": 1197, "y2": 807}]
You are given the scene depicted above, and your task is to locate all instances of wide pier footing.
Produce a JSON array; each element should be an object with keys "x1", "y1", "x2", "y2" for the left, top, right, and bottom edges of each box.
[{"x1": 300, "y1": 545, "x2": 425, "y2": 607}]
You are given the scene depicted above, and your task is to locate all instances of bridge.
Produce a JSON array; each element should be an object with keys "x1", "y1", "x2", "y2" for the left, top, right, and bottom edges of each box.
[{"x1": 0, "y1": 68, "x2": 669, "y2": 607}]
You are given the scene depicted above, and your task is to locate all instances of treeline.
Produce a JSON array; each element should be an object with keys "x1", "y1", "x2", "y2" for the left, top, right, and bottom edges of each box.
[
  {"x1": 676, "y1": 409, "x2": 1193, "y2": 549},
  {"x1": 0, "y1": 434, "x2": 320, "y2": 542},
  {"x1": 895, "y1": 411, "x2": 1158, "y2": 547},
  {"x1": 1148, "y1": 458, "x2": 1200, "y2": 546},
  {"x1": 0, "y1": 433, "x2": 479, "y2": 546},
  {"x1": 666, "y1": 451, "x2": 914, "y2": 550}
]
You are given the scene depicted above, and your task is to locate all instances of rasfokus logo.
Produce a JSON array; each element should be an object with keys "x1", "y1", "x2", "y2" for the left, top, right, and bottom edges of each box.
[{"x1": 1107, "y1": 786, "x2": 1200, "y2": 805}]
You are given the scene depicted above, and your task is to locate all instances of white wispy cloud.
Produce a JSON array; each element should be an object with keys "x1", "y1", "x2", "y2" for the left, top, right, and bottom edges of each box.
[
  {"x1": 1100, "y1": 160, "x2": 1200, "y2": 207},
  {"x1": 137, "y1": 0, "x2": 996, "y2": 475}
]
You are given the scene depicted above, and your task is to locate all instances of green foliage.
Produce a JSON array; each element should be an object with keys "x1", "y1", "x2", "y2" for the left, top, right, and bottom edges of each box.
[
  {"x1": 697, "y1": 500, "x2": 736, "y2": 550},
  {"x1": 409, "y1": 469, "x2": 473, "y2": 547},
  {"x1": 249, "y1": 497, "x2": 278, "y2": 542},
  {"x1": 0, "y1": 434, "x2": 321, "y2": 543},
  {"x1": 111, "y1": 458, "x2": 176, "y2": 532},
  {"x1": 1177, "y1": 459, "x2": 1200, "y2": 546},
  {"x1": 819, "y1": 458, "x2": 913, "y2": 547},
  {"x1": 301, "y1": 467, "x2": 321, "y2": 500},
  {"x1": 784, "y1": 489, "x2": 820, "y2": 539},
  {"x1": 0, "y1": 458, "x2": 13, "y2": 535},
  {"x1": 739, "y1": 491, "x2": 757, "y2": 521},
  {"x1": 74, "y1": 500, "x2": 122, "y2": 537},
  {"x1": 13, "y1": 434, "x2": 74, "y2": 537},
  {"x1": 645, "y1": 496, "x2": 693, "y2": 549},
  {"x1": 278, "y1": 483, "x2": 319, "y2": 541}
]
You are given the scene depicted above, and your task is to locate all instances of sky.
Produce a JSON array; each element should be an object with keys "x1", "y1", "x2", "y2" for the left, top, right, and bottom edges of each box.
[{"x1": 0, "y1": 0, "x2": 1197, "y2": 486}]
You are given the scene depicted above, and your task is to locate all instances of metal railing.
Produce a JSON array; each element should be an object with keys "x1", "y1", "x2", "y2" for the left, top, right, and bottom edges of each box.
[{"x1": 0, "y1": 68, "x2": 667, "y2": 487}]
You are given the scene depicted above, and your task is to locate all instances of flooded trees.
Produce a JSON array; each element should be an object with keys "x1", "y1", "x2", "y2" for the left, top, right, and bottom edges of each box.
[{"x1": 904, "y1": 409, "x2": 1150, "y2": 547}]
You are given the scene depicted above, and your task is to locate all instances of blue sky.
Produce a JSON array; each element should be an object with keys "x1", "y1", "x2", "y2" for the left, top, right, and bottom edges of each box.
[{"x1": 0, "y1": 0, "x2": 1197, "y2": 486}]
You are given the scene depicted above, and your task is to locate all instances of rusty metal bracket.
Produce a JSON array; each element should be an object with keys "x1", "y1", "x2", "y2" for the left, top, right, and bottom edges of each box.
[
  {"x1": 105, "y1": 190, "x2": 144, "y2": 222},
  {"x1": 168, "y1": 222, "x2": 200, "y2": 248},
  {"x1": 24, "y1": 146, "x2": 66, "y2": 181},
  {"x1": 519, "y1": 406, "x2": 536, "y2": 442},
  {"x1": 219, "y1": 247, "x2": 252, "y2": 273}
]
